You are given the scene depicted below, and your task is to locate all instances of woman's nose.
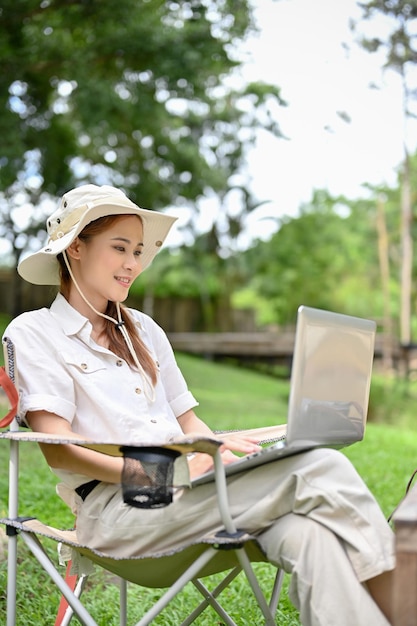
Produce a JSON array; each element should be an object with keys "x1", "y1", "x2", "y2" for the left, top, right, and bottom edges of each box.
[{"x1": 124, "y1": 254, "x2": 141, "y2": 271}]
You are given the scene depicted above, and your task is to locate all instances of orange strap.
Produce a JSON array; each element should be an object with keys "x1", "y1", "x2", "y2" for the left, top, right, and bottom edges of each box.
[
  {"x1": 0, "y1": 366, "x2": 18, "y2": 428},
  {"x1": 54, "y1": 561, "x2": 78, "y2": 626}
]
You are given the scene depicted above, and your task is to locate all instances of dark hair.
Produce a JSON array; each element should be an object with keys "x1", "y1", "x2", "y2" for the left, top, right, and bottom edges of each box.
[{"x1": 57, "y1": 214, "x2": 158, "y2": 385}]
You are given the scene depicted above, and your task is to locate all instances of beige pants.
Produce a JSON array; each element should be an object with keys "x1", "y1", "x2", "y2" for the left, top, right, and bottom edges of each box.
[{"x1": 74, "y1": 448, "x2": 394, "y2": 626}]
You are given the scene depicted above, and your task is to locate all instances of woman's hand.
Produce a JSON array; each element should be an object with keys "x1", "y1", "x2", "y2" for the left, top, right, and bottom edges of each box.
[
  {"x1": 216, "y1": 432, "x2": 262, "y2": 457},
  {"x1": 178, "y1": 409, "x2": 262, "y2": 479},
  {"x1": 187, "y1": 433, "x2": 262, "y2": 479}
]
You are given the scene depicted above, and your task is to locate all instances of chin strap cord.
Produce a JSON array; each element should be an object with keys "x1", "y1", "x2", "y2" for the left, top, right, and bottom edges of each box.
[{"x1": 63, "y1": 251, "x2": 156, "y2": 403}]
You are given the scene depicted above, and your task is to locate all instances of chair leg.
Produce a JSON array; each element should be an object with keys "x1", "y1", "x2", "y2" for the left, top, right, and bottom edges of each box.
[
  {"x1": 58, "y1": 573, "x2": 128, "y2": 626},
  {"x1": 182, "y1": 567, "x2": 242, "y2": 626},
  {"x1": 134, "y1": 547, "x2": 220, "y2": 626},
  {"x1": 192, "y1": 565, "x2": 284, "y2": 624},
  {"x1": 183, "y1": 563, "x2": 283, "y2": 626},
  {"x1": 269, "y1": 567, "x2": 285, "y2": 614},
  {"x1": 7, "y1": 437, "x2": 19, "y2": 626},
  {"x1": 18, "y1": 531, "x2": 98, "y2": 626},
  {"x1": 57, "y1": 572, "x2": 89, "y2": 626},
  {"x1": 235, "y1": 548, "x2": 277, "y2": 626},
  {"x1": 6, "y1": 532, "x2": 18, "y2": 626},
  {"x1": 120, "y1": 578, "x2": 128, "y2": 626}
]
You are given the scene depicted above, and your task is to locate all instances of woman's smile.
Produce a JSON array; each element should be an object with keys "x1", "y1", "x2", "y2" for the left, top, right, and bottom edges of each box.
[{"x1": 115, "y1": 275, "x2": 132, "y2": 288}]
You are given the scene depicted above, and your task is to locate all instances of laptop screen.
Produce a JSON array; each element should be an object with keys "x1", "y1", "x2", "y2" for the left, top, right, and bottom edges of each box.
[{"x1": 286, "y1": 306, "x2": 376, "y2": 447}]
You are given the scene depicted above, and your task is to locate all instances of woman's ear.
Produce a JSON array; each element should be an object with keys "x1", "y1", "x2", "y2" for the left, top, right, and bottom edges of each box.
[{"x1": 66, "y1": 237, "x2": 82, "y2": 260}]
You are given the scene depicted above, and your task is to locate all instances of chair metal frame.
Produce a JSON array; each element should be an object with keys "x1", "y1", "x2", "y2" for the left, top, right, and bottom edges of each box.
[{"x1": 0, "y1": 337, "x2": 285, "y2": 625}]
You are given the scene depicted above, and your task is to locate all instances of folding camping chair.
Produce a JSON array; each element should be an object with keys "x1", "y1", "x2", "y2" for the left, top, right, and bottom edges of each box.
[{"x1": 0, "y1": 336, "x2": 285, "y2": 626}]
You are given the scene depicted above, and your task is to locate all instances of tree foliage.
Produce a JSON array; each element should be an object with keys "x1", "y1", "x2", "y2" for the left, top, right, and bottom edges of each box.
[
  {"x1": 0, "y1": 0, "x2": 285, "y2": 259},
  {"x1": 0, "y1": 0, "x2": 286, "y2": 316},
  {"x1": 235, "y1": 182, "x2": 406, "y2": 328},
  {"x1": 354, "y1": 0, "x2": 417, "y2": 343},
  {"x1": 357, "y1": 0, "x2": 417, "y2": 75},
  {"x1": 240, "y1": 191, "x2": 371, "y2": 325}
]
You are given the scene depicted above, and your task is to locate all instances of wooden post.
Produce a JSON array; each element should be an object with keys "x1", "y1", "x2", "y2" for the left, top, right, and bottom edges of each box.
[
  {"x1": 376, "y1": 194, "x2": 394, "y2": 372},
  {"x1": 393, "y1": 482, "x2": 417, "y2": 625}
]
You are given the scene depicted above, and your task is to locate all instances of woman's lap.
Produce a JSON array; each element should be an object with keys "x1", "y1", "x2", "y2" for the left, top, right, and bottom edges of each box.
[{"x1": 75, "y1": 447, "x2": 394, "y2": 581}]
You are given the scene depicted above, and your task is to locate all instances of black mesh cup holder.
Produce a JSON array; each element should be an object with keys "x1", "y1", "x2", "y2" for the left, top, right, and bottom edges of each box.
[{"x1": 121, "y1": 446, "x2": 182, "y2": 509}]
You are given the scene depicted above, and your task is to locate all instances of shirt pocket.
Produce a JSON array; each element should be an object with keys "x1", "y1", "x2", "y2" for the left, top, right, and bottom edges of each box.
[{"x1": 61, "y1": 351, "x2": 107, "y2": 376}]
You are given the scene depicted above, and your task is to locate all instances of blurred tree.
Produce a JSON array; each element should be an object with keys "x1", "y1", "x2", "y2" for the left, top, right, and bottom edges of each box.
[
  {"x1": 0, "y1": 0, "x2": 285, "y2": 315},
  {"x1": 235, "y1": 188, "x2": 383, "y2": 327},
  {"x1": 354, "y1": 0, "x2": 417, "y2": 344}
]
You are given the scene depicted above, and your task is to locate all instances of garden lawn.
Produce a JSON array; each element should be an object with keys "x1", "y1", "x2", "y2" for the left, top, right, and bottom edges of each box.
[{"x1": 0, "y1": 353, "x2": 417, "y2": 624}]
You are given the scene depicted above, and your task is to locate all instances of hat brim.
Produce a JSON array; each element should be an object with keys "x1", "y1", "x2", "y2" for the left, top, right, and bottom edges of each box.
[{"x1": 18, "y1": 201, "x2": 177, "y2": 285}]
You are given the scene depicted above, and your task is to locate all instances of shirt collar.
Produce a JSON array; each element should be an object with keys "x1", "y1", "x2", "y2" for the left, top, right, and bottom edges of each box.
[
  {"x1": 50, "y1": 292, "x2": 144, "y2": 338},
  {"x1": 50, "y1": 293, "x2": 92, "y2": 337}
]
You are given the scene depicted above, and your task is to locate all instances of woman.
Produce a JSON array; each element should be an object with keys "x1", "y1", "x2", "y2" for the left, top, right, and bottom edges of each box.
[{"x1": 4, "y1": 184, "x2": 394, "y2": 626}]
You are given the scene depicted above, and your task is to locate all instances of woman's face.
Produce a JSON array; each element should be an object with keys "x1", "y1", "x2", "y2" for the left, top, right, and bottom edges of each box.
[{"x1": 68, "y1": 215, "x2": 144, "y2": 308}]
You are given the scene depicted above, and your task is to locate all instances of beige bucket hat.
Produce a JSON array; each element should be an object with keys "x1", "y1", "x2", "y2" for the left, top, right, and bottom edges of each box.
[{"x1": 18, "y1": 184, "x2": 177, "y2": 285}]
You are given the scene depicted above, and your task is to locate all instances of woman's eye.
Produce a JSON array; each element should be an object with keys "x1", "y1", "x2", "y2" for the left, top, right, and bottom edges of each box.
[
  {"x1": 114, "y1": 246, "x2": 125, "y2": 252},
  {"x1": 134, "y1": 250, "x2": 143, "y2": 256}
]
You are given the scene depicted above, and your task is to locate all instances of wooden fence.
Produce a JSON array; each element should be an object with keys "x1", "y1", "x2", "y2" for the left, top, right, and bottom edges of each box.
[{"x1": 168, "y1": 331, "x2": 409, "y2": 367}]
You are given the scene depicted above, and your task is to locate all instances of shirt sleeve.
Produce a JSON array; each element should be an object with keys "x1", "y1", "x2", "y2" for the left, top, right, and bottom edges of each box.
[{"x1": 3, "y1": 312, "x2": 76, "y2": 425}]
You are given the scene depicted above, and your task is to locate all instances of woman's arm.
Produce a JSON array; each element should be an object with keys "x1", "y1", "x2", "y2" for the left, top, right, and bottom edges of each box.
[
  {"x1": 27, "y1": 410, "x2": 123, "y2": 483},
  {"x1": 177, "y1": 409, "x2": 262, "y2": 478},
  {"x1": 27, "y1": 407, "x2": 262, "y2": 483},
  {"x1": 177, "y1": 409, "x2": 262, "y2": 454}
]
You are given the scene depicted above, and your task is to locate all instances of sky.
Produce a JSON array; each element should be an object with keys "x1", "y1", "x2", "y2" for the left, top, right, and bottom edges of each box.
[{"x1": 220, "y1": 0, "x2": 415, "y2": 243}]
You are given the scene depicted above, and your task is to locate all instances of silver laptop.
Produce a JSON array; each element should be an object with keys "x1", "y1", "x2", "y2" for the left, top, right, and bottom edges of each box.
[{"x1": 193, "y1": 305, "x2": 376, "y2": 486}]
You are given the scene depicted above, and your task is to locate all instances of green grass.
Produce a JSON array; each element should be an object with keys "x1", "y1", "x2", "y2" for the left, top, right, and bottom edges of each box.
[{"x1": 1, "y1": 353, "x2": 417, "y2": 624}]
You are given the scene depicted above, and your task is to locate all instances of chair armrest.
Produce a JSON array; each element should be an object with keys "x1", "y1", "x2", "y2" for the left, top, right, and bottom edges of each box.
[
  {"x1": 0, "y1": 430, "x2": 222, "y2": 457},
  {"x1": 0, "y1": 431, "x2": 247, "y2": 543}
]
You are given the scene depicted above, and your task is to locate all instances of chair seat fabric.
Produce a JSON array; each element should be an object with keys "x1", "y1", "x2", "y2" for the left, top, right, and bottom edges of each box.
[{"x1": 1, "y1": 516, "x2": 268, "y2": 587}]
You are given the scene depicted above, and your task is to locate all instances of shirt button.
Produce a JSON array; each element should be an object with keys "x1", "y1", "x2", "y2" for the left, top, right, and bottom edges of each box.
[
  {"x1": 80, "y1": 363, "x2": 88, "y2": 370},
  {"x1": 135, "y1": 388, "x2": 142, "y2": 394},
  {"x1": 116, "y1": 360, "x2": 123, "y2": 367},
  {"x1": 150, "y1": 419, "x2": 157, "y2": 424}
]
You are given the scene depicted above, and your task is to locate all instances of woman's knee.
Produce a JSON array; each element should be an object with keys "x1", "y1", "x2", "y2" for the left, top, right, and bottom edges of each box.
[
  {"x1": 258, "y1": 512, "x2": 338, "y2": 573},
  {"x1": 301, "y1": 447, "x2": 363, "y2": 485}
]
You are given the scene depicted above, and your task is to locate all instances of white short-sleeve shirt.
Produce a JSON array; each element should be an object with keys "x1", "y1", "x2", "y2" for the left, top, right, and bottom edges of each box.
[{"x1": 4, "y1": 294, "x2": 198, "y2": 488}]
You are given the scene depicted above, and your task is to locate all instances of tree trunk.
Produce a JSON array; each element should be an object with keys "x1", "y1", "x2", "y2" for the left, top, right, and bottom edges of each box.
[
  {"x1": 376, "y1": 195, "x2": 394, "y2": 371},
  {"x1": 400, "y1": 149, "x2": 413, "y2": 355}
]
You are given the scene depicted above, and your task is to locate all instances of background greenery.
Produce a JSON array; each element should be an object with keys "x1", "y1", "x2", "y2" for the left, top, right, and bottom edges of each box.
[
  {"x1": 2, "y1": 1, "x2": 417, "y2": 623},
  {"x1": 1, "y1": 0, "x2": 417, "y2": 341},
  {"x1": 1, "y1": 351, "x2": 417, "y2": 624}
]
